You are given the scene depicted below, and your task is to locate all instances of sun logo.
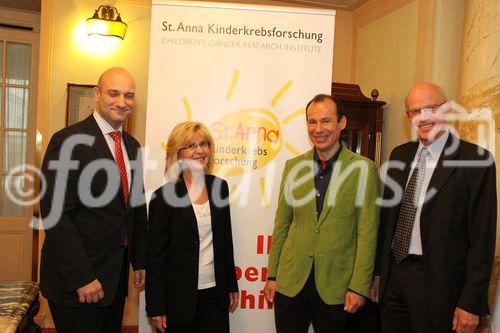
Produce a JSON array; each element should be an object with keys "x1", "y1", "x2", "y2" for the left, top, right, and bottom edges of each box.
[{"x1": 161, "y1": 70, "x2": 305, "y2": 208}]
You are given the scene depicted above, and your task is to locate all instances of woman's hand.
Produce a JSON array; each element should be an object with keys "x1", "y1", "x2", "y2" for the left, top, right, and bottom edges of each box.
[
  {"x1": 152, "y1": 315, "x2": 167, "y2": 332},
  {"x1": 229, "y1": 292, "x2": 239, "y2": 313}
]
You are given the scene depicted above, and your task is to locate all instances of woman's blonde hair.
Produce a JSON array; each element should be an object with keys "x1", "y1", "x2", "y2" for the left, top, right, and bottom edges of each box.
[{"x1": 165, "y1": 121, "x2": 215, "y2": 181}]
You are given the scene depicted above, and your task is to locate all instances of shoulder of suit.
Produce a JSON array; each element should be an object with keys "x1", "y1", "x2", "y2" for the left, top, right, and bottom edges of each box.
[
  {"x1": 285, "y1": 149, "x2": 313, "y2": 165},
  {"x1": 341, "y1": 147, "x2": 376, "y2": 167},
  {"x1": 207, "y1": 173, "x2": 227, "y2": 184},
  {"x1": 452, "y1": 140, "x2": 496, "y2": 174},
  {"x1": 393, "y1": 140, "x2": 418, "y2": 152},
  {"x1": 456, "y1": 138, "x2": 493, "y2": 159},
  {"x1": 49, "y1": 118, "x2": 89, "y2": 144},
  {"x1": 389, "y1": 137, "x2": 493, "y2": 161},
  {"x1": 387, "y1": 140, "x2": 418, "y2": 159},
  {"x1": 122, "y1": 130, "x2": 141, "y2": 147},
  {"x1": 152, "y1": 181, "x2": 176, "y2": 199}
]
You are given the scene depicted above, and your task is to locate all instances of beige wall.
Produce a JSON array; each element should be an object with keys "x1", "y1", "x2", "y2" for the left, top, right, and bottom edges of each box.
[
  {"x1": 352, "y1": 0, "x2": 465, "y2": 162},
  {"x1": 332, "y1": 9, "x2": 353, "y2": 83},
  {"x1": 430, "y1": 0, "x2": 464, "y2": 100},
  {"x1": 355, "y1": 0, "x2": 418, "y2": 161}
]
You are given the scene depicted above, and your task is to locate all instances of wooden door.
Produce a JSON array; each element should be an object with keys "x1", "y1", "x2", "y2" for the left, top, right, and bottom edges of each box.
[{"x1": 0, "y1": 21, "x2": 39, "y2": 281}]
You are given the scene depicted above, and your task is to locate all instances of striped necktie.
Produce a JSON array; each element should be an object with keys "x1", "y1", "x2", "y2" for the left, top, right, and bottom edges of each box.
[{"x1": 392, "y1": 147, "x2": 429, "y2": 263}]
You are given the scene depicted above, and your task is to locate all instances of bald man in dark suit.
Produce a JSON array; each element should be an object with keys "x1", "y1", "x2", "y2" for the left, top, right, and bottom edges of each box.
[
  {"x1": 373, "y1": 82, "x2": 496, "y2": 333},
  {"x1": 40, "y1": 68, "x2": 147, "y2": 333}
]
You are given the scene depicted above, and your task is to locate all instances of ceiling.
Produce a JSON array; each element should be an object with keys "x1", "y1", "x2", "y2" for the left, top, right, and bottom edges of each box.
[
  {"x1": 0, "y1": 0, "x2": 367, "y2": 12},
  {"x1": 0, "y1": 0, "x2": 40, "y2": 12},
  {"x1": 258, "y1": 0, "x2": 367, "y2": 10}
]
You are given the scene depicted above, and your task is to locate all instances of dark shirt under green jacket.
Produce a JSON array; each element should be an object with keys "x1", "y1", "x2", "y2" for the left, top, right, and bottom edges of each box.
[
  {"x1": 267, "y1": 147, "x2": 380, "y2": 304},
  {"x1": 314, "y1": 145, "x2": 343, "y2": 217}
]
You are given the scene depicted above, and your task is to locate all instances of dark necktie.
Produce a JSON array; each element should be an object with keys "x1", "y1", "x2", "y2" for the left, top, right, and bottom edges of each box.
[
  {"x1": 109, "y1": 131, "x2": 129, "y2": 207},
  {"x1": 392, "y1": 147, "x2": 429, "y2": 263}
]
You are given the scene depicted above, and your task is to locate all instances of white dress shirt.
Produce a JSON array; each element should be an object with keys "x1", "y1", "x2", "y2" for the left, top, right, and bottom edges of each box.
[
  {"x1": 407, "y1": 130, "x2": 449, "y2": 255},
  {"x1": 192, "y1": 201, "x2": 216, "y2": 289},
  {"x1": 93, "y1": 111, "x2": 131, "y2": 189}
]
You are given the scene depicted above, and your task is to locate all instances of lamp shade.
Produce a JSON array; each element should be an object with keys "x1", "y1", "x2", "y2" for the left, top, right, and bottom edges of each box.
[{"x1": 86, "y1": 6, "x2": 128, "y2": 39}]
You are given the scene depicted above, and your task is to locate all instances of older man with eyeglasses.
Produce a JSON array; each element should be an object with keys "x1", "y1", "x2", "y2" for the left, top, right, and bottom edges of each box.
[{"x1": 372, "y1": 82, "x2": 497, "y2": 333}]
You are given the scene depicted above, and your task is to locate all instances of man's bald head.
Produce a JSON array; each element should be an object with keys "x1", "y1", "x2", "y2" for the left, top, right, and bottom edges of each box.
[
  {"x1": 97, "y1": 67, "x2": 136, "y2": 90},
  {"x1": 405, "y1": 82, "x2": 447, "y2": 110}
]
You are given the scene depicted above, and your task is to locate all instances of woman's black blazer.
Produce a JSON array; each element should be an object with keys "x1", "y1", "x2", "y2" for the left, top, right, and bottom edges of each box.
[{"x1": 145, "y1": 174, "x2": 239, "y2": 326}]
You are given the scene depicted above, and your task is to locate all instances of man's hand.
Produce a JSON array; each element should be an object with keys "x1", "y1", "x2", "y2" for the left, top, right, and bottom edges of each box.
[
  {"x1": 134, "y1": 269, "x2": 146, "y2": 288},
  {"x1": 370, "y1": 276, "x2": 380, "y2": 303},
  {"x1": 264, "y1": 280, "x2": 276, "y2": 302},
  {"x1": 229, "y1": 292, "x2": 239, "y2": 313},
  {"x1": 152, "y1": 315, "x2": 167, "y2": 333},
  {"x1": 77, "y1": 279, "x2": 104, "y2": 303},
  {"x1": 453, "y1": 307, "x2": 479, "y2": 333},
  {"x1": 344, "y1": 291, "x2": 365, "y2": 313}
]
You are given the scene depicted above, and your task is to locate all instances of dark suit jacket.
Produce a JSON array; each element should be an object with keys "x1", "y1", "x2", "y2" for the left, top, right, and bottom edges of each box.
[
  {"x1": 145, "y1": 175, "x2": 238, "y2": 326},
  {"x1": 376, "y1": 134, "x2": 496, "y2": 325},
  {"x1": 40, "y1": 115, "x2": 147, "y2": 307}
]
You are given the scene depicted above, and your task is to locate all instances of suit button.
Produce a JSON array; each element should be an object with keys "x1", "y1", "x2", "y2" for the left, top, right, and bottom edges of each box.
[{"x1": 315, "y1": 229, "x2": 320, "y2": 233}]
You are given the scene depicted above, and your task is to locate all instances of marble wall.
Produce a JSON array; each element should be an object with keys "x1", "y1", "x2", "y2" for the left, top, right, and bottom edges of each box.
[
  {"x1": 457, "y1": 0, "x2": 500, "y2": 255},
  {"x1": 456, "y1": 1, "x2": 500, "y2": 331}
]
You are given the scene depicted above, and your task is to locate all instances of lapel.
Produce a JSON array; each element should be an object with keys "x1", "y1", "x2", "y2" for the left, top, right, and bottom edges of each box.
[
  {"x1": 421, "y1": 133, "x2": 458, "y2": 213},
  {"x1": 296, "y1": 149, "x2": 318, "y2": 225},
  {"x1": 122, "y1": 131, "x2": 137, "y2": 161},
  {"x1": 205, "y1": 175, "x2": 219, "y2": 234},
  {"x1": 387, "y1": 141, "x2": 419, "y2": 233},
  {"x1": 396, "y1": 140, "x2": 420, "y2": 192},
  {"x1": 122, "y1": 131, "x2": 138, "y2": 203},
  {"x1": 317, "y1": 148, "x2": 352, "y2": 227},
  {"x1": 177, "y1": 179, "x2": 200, "y2": 237}
]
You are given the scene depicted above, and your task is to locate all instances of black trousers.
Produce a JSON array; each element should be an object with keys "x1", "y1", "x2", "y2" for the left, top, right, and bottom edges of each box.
[
  {"x1": 160, "y1": 287, "x2": 229, "y2": 333},
  {"x1": 345, "y1": 300, "x2": 380, "y2": 333},
  {"x1": 380, "y1": 255, "x2": 452, "y2": 333},
  {"x1": 49, "y1": 252, "x2": 128, "y2": 333},
  {"x1": 274, "y1": 269, "x2": 349, "y2": 333}
]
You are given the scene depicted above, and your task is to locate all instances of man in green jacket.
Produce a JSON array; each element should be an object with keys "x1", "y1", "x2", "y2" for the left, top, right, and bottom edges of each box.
[{"x1": 264, "y1": 94, "x2": 380, "y2": 333}]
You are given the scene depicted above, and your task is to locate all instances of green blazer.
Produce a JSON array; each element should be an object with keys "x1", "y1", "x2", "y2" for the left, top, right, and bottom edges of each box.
[{"x1": 268, "y1": 147, "x2": 380, "y2": 304}]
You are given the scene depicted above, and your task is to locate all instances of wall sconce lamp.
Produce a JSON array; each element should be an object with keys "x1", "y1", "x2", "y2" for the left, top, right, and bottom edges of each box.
[{"x1": 86, "y1": 5, "x2": 128, "y2": 39}]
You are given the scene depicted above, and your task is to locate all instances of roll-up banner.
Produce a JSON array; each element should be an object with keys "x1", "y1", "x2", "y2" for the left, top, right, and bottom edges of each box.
[{"x1": 141, "y1": 1, "x2": 335, "y2": 331}]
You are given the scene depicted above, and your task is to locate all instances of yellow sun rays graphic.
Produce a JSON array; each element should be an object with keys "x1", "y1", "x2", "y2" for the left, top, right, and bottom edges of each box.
[
  {"x1": 182, "y1": 97, "x2": 192, "y2": 121},
  {"x1": 162, "y1": 70, "x2": 305, "y2": 208},
  {"x1": 226, "y1": 70, "x2": 239, "y2": 101}
]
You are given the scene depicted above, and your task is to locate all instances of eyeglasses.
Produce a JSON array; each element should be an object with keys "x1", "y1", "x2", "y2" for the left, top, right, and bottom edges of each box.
[
  {"x1": 179, "y1": 140, "x2": 210, "y2": 152},
  {"x1": 406, "y1": 102, "x2": 446, "y2": 118}
]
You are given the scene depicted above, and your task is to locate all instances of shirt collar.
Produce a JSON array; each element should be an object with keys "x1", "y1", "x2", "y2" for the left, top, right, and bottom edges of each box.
[
  {"x1": 93, "y1": 110, "x2": 122, "y2": 136},
  {"x1": 314, "y1": 144, "x2": 343, "y2": 169},
  {"x1": 417, "y1": 130, "x2": 449, "y2": 161}
]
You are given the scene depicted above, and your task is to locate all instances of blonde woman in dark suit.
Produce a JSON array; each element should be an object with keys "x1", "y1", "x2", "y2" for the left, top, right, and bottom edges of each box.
[{"x1": 146, "y1": 121, "x2": 239, "y2": 333}]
